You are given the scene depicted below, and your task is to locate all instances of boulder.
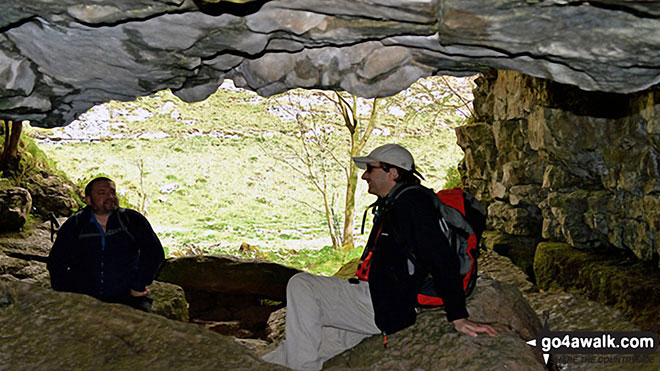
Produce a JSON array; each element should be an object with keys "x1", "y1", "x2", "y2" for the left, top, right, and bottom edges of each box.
[
  {"x1": 262, "y1": 276, "x2": 545, "y2": 369},
  {"x1": 149, "y1": 280, "x2": 189, "y2": 323},
  {"x1": 157, "y1": 254, "x2": 300, "y2": 298},
  {"x1": 0, "y1": 219, "x2": 54, "y2": 259},
  {"x1": 0, "y1": 280, "x2": 285, "y2": 370},
  {"x1": 24, "y1": 171, "x2": 79, "y2": 218},
  {"x1": 265, "y1": 307, "x2": 287, "y2": 345},
  {"x1": 0, "y1": 220, "x2": 190, "y2": 323},
  {"x1": 322, "y1": 277, "x2": 545, "y2": 369},
  {"x1": 0, "y1": 187, "x2": 32, "y2": 232},
  {"x1": 0, "y1": 253, "x2": 45, "y2": 283}
]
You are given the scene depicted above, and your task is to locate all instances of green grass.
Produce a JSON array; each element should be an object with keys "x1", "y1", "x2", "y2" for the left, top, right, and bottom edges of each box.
[{"x1": 27, "y1": 77, "x2": 473, "y2": 275}]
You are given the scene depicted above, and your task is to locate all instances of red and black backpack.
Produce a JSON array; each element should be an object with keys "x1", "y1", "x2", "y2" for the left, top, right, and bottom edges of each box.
[
  {"x1": 356, "y1": 186, "x2": 487, "y2": 307},
  {"x1": 416, "y1": 187, "x2": 486, "y2": 306}
]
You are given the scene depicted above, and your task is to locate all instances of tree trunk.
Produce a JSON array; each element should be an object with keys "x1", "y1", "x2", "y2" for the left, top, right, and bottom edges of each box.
[
  {"x1": 322, "y1": 188, "x2": 341, "y2": 250},
  {"x1": 341, "y1": 98, "x2": 379, "y2": 251},
  {"x1": 341, "y1": 151, "x2": 359, "y2": 250},
  {"x1": 0, "y1": 120, "x2": 22, "y2": 172}
]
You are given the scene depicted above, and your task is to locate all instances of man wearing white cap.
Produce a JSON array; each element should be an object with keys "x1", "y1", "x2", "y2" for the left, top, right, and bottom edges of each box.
[{"x1": 263, "y1": 144, "x2": 495, "y2": 370}]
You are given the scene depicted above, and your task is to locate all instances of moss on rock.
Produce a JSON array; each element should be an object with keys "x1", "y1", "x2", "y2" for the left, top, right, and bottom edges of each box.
[
  {"x1": 1, "y1": 134, "x2": 81, "y2": 217},
  {"x1": 333, "y1": 257, "x2": 360, "y2": 279},
  {"x1": 149, "y1": 280, "x2": 189, "y2": 322},
  {"x1": 534, "y1": 242, "x2": 660, "y2": 330}
]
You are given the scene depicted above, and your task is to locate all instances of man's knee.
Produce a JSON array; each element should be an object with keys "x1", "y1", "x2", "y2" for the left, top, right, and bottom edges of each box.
[{"x1": 287, "y1": 272, "x2": 316, "y2": 294}]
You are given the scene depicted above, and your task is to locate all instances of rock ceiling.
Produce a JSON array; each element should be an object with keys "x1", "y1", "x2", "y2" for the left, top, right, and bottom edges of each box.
[{"x1": 1, "y1": 0, "x2": 658, "y2": 127}]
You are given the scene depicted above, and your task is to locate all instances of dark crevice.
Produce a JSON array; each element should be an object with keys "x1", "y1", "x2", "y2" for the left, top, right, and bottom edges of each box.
[
  {"x1": 185, "y1": 289, "x2": 283, "y2": 340},
  {"x1": 0, "y1": 13, "x2": 41, "y2": 34},
  {"x1": 586, "y1": 1, "x2": 660, "y2": 19},
  {"x1": 192, "y1": 0, "x2": 270, "y2": 17},
  {"x1": 5, "y1": 252, "x2": 48, "y2": 264}
]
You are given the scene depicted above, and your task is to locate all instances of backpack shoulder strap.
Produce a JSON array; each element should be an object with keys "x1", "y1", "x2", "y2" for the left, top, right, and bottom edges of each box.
[
  {"x1": 115, "y1": 208, "x2": 136, "y2": 242},
  {"x1": 360, "y1": 199, "x2": 380, "y2": 235},
  {"x1": 390, "y1": 184, "x2": 428, "y2": 203},
  {"x1": 72, "y1": 208, "x2": 88, "y2": 239}
]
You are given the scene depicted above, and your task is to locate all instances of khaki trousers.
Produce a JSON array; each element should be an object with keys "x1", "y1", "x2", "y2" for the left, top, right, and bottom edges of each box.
[{"x1": 262, "y1": 272, "x2": 381, "y2": 370}]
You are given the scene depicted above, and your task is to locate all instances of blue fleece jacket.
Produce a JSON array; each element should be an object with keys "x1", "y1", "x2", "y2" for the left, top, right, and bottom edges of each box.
[{"x1": 47, "y1": 207, "x2": 164, "y2": 300}]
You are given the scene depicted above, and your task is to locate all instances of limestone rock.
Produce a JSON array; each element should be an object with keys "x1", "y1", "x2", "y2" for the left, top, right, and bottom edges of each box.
[
  {"x1": 543, "y1": 190, "x2": 605, "y2": 249},
  {"x1": 487, "y1": 201, "x2": 541, "y2": 237},
  {"x1": 24, "y1": 171, "x2": 79, "y2": 218},
  {"x1": 0, "y1": 219, "x2": 58, "y2": 259},
  {"x1": 0, "y1": 280, "x2": 285, "y2": 370},
  {"x1": 533, "y1": 242, "x2": 660, "y2": 331},
  {"x1": 479, "y1": 247, "x2": 660, "y2": 370},
  {"x1": 324, "y1": 277, "x2": 544, "y2": 370},
  {"x1": 455, "y1": 122, "x2": 496, "y2": 204},
  {"x1": 149, "y1": 280, "x2": 190, "y2": 322},
  {"x1": 465, "y1": 69, "x2": 660, "y2": 267},
  {"x1": 509, "y1": 184, "x2": 545, "y2": 207},
  {"x1": 157, "y1": 254, "x2": 298, "y2": 337},
  {"x1": 0, "y1": 220, "x2": 191, "y2": 323},
  {"x1": 0, "y1": 253, "x2": 33, "y2": 280},
  {"x1": 265, "y1": 307, "x2": 286, "y2": 344},
  {"x1": 1, "y1": 1, "x2": 660, "y2": 126},
  {"x1": 0, "y1": 187, "x2": 31, "y2": 232},
  {"x1": 263, "y1": 274, "x2": 545, "y2": 369},
  {"x1": 482, "y1": 230, "x2": 538, "y2": 280},
  {"x1": 157, "y1": 254, "x2": 300, "y2": 298}
]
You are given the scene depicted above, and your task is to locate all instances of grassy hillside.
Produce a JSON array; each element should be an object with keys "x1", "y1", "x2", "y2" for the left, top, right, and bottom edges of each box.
[{"x1": 27, "y1": 77, "x2": 473, "y2": 275}]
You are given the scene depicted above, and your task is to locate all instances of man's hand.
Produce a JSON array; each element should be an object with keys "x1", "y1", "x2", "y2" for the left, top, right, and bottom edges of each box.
[
  {"x1": 452, "y1": 318, "x2": 497, "y2": 337},
  {"x1": 130, "y1": 288, "x2": 149, "y2": 297}
]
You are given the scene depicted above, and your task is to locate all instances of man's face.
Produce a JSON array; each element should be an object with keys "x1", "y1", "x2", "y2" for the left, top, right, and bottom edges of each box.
[
  {"x1": 85, "y1": 180, "x2": 119, "y2": 215},
  {"x1": 361, "y1": 161, "x2": 398, "y2": 197}
]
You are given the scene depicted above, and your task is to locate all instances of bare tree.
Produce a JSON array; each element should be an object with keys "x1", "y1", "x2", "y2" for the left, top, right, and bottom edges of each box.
[
  {"x1": 321, "y1": 92, "x2": 379, "y2": 251},
  {"x1": 136, "y1": 158, "x2": 150, "y2": 216},
  {"x1": 0, "y1": 120, "x2": 23, "y2": 173},
  {"x1": 265, "y1": 76, "x2": 474, "y2": 251},
  {"x1": 265, "y1": 90, "x2": 380, "y2": 250}
]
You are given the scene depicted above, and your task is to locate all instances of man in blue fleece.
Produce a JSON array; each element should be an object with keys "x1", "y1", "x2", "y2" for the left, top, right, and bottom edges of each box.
[{"x1": 48, "y1": 177, "x2": 164, "y2": 312}]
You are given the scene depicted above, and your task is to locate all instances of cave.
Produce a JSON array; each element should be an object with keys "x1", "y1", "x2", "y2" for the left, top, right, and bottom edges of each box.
[{"x1": 1, "y1": 0, "x2": 659, "y2": 368}]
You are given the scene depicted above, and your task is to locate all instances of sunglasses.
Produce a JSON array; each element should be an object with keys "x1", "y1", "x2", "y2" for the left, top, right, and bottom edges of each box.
[{"x1": 365, "y1": 164, "x2": 388, "y2": 173}]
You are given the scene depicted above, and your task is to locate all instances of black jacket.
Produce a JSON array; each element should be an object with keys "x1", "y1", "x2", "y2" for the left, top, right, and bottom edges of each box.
[
  {"x1": 47, "y1": 207, "x2": 164, "y2": 300},
  {"x1": 365, "y1": 184, "x2": 468, "y2": 334}
]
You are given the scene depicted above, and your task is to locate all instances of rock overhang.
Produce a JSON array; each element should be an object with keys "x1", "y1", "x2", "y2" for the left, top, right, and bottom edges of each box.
[{"x1": 1, "y1": 0, "x2": 659, "y2": 128}]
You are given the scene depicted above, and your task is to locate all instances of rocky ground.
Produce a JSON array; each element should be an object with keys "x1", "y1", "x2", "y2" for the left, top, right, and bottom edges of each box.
[
  {"x1": 1, "y1": 221, "x2": 657, "y2": 370},
  {"x1": 479, "y1": 249, "x2": 637, "y2": 332},
  {"x1": 478, "y1": 248, "x2": 659, "y2": 370}
]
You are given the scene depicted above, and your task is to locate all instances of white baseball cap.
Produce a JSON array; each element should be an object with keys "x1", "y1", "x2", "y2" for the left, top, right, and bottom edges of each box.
[{"x1": 353, "y1": 144, "x2": 424, "y2": 179}]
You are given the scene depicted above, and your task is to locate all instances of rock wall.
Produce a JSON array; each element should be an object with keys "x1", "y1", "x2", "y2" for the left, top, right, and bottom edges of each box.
[{"x1": 458, "y1": 70, "x2": 660, "y2": 267}]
